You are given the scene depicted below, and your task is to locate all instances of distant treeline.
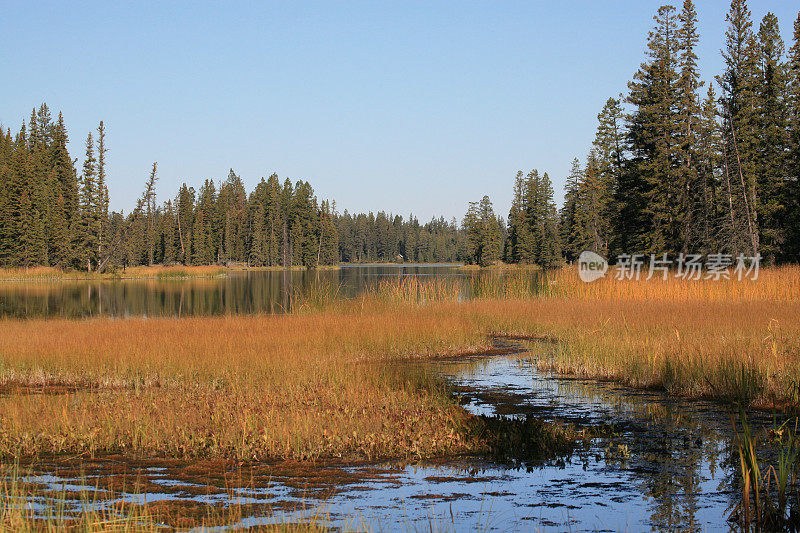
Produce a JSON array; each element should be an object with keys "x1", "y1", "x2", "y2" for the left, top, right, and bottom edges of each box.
[
  {"x1": 0, "y1": 108, "x2": 465, "y2": 269},
  {"x1": 465, "y1": 0, "x2": 800, "y2": 267},
  {"x1": 2, "y1": 0, "x2": 799, "y2": 270}
]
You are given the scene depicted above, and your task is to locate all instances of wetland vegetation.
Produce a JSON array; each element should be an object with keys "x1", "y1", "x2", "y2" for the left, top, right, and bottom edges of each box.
[
  {"x1": 3, "y1": 0, "x2": 800, "y2": 529},
  {"x1": 0, "y1": 265, "x2": 798, "y2": 529}
]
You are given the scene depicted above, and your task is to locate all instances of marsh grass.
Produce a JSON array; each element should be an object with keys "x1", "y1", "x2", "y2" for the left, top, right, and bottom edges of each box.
[
  {"x1": 0, "y1": 301, "x2": 492, "y2": 461},
  {"x1": 0, "y1": 265, "x2": 227, "y2": 282},
  {"x1": 544, "y1": 264, "x2": 800, "y2": 302},
  {"x1": 1, "y1": 462, "x2": 160, "y2": 531},
  {"x1": 0, "y1": 266, "x2": 797, "y2": 466},
  {"x1": 729, "y1": 410, "x2": 800, "y2": 529}
]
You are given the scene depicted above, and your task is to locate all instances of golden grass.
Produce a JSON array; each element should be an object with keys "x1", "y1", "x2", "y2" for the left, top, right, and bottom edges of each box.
[
  {"x1": 0, "y1": 300, "x2": 492, "y2": 461},
  {"x1": 0, "y1": 265, "x2": 797, "y2": 464},
  {"x1": 546, "y1": 263, "x2": 800, "y2": 302},
  {"x1": 0, "y1": 265, "x2": 228, "y2": 281},
  {"x1": 123, "y1": 265, "x2": 226, "y2": 279},
  {"x1": 373, "y1": 266, "x2": 800, "y2": 407}
]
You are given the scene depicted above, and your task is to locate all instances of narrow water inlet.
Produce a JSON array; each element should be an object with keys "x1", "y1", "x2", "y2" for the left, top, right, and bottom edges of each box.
[{"x1": 4, "y1": 339, "x2": 784, "y2": 531}]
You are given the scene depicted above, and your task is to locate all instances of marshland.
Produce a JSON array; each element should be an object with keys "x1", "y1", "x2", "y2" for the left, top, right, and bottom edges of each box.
[
  {"x1": 5, "y1": 0, "x2": 800, "y2": 530},
  {"x1": 0, "y1": 265, "x2": 798, "y2": 530}
]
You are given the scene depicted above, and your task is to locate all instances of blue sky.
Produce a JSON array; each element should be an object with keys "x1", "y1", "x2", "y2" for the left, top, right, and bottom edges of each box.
[{"x1": 1, "y1": 1, "x2": 798, "y2": 222}]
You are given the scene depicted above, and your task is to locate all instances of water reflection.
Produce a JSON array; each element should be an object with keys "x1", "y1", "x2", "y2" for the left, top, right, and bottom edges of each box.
[
  {"x1": 6, "y1": 350, "x2": 772, "y2": 530},
  {"x1": 0, "y1": 265, "x2": 481, "y2": 319}
]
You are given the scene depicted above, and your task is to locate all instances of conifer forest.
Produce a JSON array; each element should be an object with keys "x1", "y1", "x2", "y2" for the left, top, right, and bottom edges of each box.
[
  {"x1": 4, "y1": 2, "x2": 800, "y2": 531},
  {"x1": 2, "y1": 1, "x2": 800, "y2": 270}
]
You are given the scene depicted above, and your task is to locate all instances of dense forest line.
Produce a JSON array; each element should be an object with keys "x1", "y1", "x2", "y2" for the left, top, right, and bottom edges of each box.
[
  {"x1": 0, "y1": 109, "x2": 465, "y2": 269},
  {"x1": 2, "y1": 0, "x2": 799, "y2": 271},
  {"x1": 465, "y1": 0, "x2": 800, "y2": 267}
]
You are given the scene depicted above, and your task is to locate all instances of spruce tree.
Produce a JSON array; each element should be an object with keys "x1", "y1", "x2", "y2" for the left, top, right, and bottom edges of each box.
[
  {"x1": 559, "y1": 159, "x2": 582, "y2": 261},
  {"x1": 96, "y1": 121, "x2": 110, "y2": 259},
  {"x1": 76, "y1": 132, "x2": 98, "y2": 270},
  {"x1": 756, "y1": 12, "x2": 789, "y2": 262},
  {"x1": 505, "y1": 171, "x2": 526, "y2": 263},
  {"x1": 676, "y1": 0, "x2": 703, "y2": 253},
  {"x1": 786, "y1": 13, "x2": 800, "y2": 261},
  {"x1": 718, "y1": 0, "x2": 760, "y2": 255},
  {"x1": 626, "y1": 5, "x2": 682, "y2": 255}
]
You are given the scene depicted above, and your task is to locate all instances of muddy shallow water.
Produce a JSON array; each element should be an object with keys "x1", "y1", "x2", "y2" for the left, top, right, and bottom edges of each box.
[{"x1": 7, "y1": 342, "x2": 782, "y2": 531}]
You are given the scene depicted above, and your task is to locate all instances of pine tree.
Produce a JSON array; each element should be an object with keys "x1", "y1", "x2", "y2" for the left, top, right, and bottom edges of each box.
[
  {"x1": 159, "y1": 200, "x2": 177, "y2": 264},
  {"x1": 218, "y1": 169, "x2": 247, "y2": 264},
  {"x1": 50, "y1": 113, "x2": 77, "y2": 266},
  {"x1": 572, "y1": 153, "x2": 609, "y2": 257},
  {"x1": 0, "y1": 128, "x2": 11, "y2": 264},
  {"x1": 626, "y1": 5, "x2": 682, "y2": 255},
  {"x1": 535, "y1": 172, "x2": 562, "y2": 269},
  {"x1": 559, "y1": 159, "x2": 582, "y2": 261},
  {"x1": 249, "y1": 202, "x2": 267, "y2": 266},
  {"x1": 786, "y1": 13, "x2": 800, "y2": 262},
  {"x1": 718, "y1": 0, "x2": 760, "y2": 255},
  {"x1": 192, "y1": 179, "x2": 217, "y2": 265},
  {"x1": 477, "y1": 196, "x2": 502, "y2": 266},
  {"x1": 693, "y1": 85, "x2": 723, "y2": 254},
  {"x1": 756, "y1": 12, "x2": 789, "y2": 262},
  {"x1": 676, "y1": 0, "x2": 703, "y2": 253},
  {"x1": 96, "y1": 121, "x2": 110, "y2": 259},
  {"x1": 75, "y1": 133, "x2": 99, "y2": 269},
  {"x1": 319, "y1": 199, "x2": 339, "y2": 265},
  {"x1": 175, "y1": 184, "x2": 195, "y2": 264}
]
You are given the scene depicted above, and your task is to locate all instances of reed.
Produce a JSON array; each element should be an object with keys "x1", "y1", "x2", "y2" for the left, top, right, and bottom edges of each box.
[
  {"x1": 0, "y1": 266, "x2": 797, "y2": 464},
  {"x1": 730, "y1": 410, "x2": 800, "y2": 529},
  {"x1": 544, "y1": 264, "x2": 800, "y2": 302},
  {"x1": 0, "y1": 300, "x2": 493, "y2": 461},
  {"x1": 0, "y1": 265, "x2": 228, "y2": 282}
]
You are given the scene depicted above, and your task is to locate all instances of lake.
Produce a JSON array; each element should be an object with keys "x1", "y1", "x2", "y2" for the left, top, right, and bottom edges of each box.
[{"x1": 0, "y1": 264, "x2": 507, "y2": 319}]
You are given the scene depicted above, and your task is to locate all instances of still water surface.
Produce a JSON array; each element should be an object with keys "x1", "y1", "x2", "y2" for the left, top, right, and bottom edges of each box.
[
  {"x1": 0, "y1": 265, "x2": 479, "y2": 319},
  {"x1": 13, "y1": 346, "x2": 765, "y2": 531}
]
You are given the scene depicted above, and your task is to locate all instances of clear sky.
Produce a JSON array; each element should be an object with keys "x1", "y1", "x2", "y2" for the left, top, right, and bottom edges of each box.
[{"x1": 1, "y1": 1, "x2": 798, "y2": 222}]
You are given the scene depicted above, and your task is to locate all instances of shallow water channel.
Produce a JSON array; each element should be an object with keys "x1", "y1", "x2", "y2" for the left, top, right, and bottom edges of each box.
[{"x1": 8, "y1": 340, "x2": 778, "y2": 531}]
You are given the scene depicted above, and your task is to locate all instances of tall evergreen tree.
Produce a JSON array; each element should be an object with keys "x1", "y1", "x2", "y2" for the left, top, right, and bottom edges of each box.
[
  {"x1": 755, "y1": 12, "x2": 789, "y2": 262},
  {"x1": 626, "y1": 5, "x2": 682, "y2": 255},
  {"x1": 786, "y1": 13, "x2": 800, "y2": 262},
  {"x1": 718, "y1": 0, "x2": 760, "y2": 255},
  {"x1": 559, "y1": 159, "x2": 583, "y2": 261}
]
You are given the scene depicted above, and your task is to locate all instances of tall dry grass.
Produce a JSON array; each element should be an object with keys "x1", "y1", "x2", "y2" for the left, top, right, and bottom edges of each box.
[
  {"x1": 0, "y1": 300, "x2": 492, "y2": 461},
  {"x1": 0, "y1": 265, "x2": 797, "y2": 463},
  {"x1": 0, "y1": 265, "x2": 227, "y2": 282},
  {"x1": 545, "y1": 264, "x2": 800, "y2": 302}
]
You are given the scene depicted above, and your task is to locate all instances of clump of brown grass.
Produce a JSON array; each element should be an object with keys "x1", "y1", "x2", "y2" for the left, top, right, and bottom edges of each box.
[
  {"x1": 545, "y1": 264, "x2": 799, "y2": 302},
  {"x1": 0, "y1": 267, "x2": 87, "y2": 281},
  {"x1": 0, "y1": 300, "x2": 492, "y2": 461},
  {"x1": 0, "y1": 264, "x2": 228, "y2": 282}
]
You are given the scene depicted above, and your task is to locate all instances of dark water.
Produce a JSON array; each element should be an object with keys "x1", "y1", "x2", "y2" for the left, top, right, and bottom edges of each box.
[
  {"x1": 0, "y1": 264, "x2": 485, "y2": 319},
  {"x1": 9, "y1": 346, "x2": 776, "y2": 531}
]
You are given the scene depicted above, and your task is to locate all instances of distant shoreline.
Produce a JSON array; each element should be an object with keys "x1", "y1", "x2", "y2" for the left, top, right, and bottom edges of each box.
[{"x1": 0, "y1": 264, "x2": 341, "y2": 282}]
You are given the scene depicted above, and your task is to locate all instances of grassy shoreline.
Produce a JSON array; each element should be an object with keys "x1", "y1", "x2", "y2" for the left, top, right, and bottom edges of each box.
[
  {"x1": 0, "y1": 266, "x2": 797, "y2": 464},
  {"x1": 0, "y1": 264, "x2": 342, "y2": 282}
]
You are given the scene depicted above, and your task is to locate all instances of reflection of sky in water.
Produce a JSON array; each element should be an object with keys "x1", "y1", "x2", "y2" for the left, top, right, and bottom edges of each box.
[
  {"x1": 0, "y1": 265, "x2": 522, "y2": 318},
  {"x1": 7, "y1": 350, "x2": 760, "y2": 531}
]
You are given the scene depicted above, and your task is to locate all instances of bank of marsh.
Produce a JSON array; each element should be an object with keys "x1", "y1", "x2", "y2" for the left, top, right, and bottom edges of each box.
[{"x1": 0, "y1": 266, "x2": 798, "y2": 464}]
